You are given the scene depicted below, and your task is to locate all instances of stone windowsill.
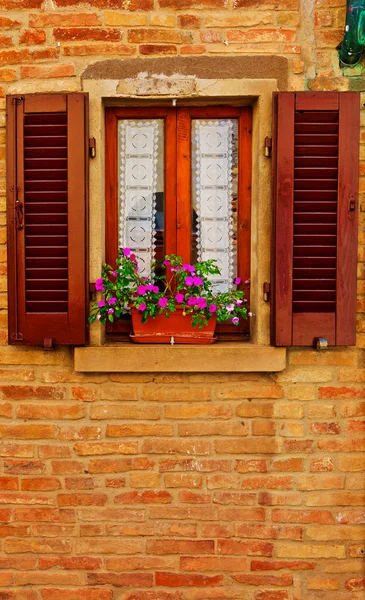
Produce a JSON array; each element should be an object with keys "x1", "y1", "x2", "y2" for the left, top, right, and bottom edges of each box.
[{"x1": 74, "y1": 344, "x2": 286, "y2": 373}]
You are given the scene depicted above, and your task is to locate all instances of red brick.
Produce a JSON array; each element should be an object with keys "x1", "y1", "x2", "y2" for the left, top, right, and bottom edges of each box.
[
  {"x1": 347, "y1": 419, "x2": 365, "y2": 433},
  {"x1": 88, "y1": 457, "x2": 154, "y2": 474},
  {"x1": 5, "y1": 539, "x2": 72, "y2": 554},
  {"x1": 251, "y1": 560, "x2": 316, "y2": 571},
  {"x1": 213, "y1": 492, "x2": 257, "y2": 507},
  {"x1": 16, "y1": 404, "x2": 83, "y2": 419},
  {"x1": 0, "y1": 0, "x2": 43, "y2": 7},
  {"x1": 255, "y1": 592, "x2": 289, "y2": 600},
  {"x1": 21, "y1": 478, "x2": 60, "y2": 491},
  {"x1": 20, "y1": 64, "x2": 76, "y2": 79},
  {"x1": 59, "y1": 426, "x2": 102, "y2": 441},
  {"x1": 310, "y1": 422, "x2": 340, "y2": 435},
  {"x1": 215, "y1": 439, "x2": 279, "y2": 454},
  {"x1": 58, "y1": 494, "x2": 108, "y2": 507},
  {"x1": 166, "y1": 473, "x2": 203, "y2": 488},
  {"x1": 0, "y1": 385, "x2": 66, "y2": 400},
  {"x1": 0, "y1": 425, "x2": 57, "y2": 439},
  {"x1": 114, "y1": 490, "x2": 172, "y2": 504},
  {"x1": 140, "y1": 45, "x2": 177, "y2": 55},
  {"x1": 178, "y1": 490, "x2": 210, "y2": 503},
  {"x1": 54, "y1": 28, "x2": 122, "y2": 41},
  {"x1": 236, "y1": 523, "x2": 302, "y2": 541},
  {"x1": 217, "y1": 539, "x2": 273, "y2": 556},
  {"x1": 55, "y1": 0, "x2": 153, "y2": 7},
  {"x1": 0, "y1": 557, "x2": 36, "y2": 570},
  {"x1": 51, "y1": 461, "x2": 85, "y2": 475},
  {"x1": 336, "y1": 510, "x2": 365, "y2": 524},
  {"x1": 105, "y1": 478, "x2": 126, "y2": 488},
  {"x1": 13, "y1": 508, "x2": 74, "y2": 522},
  {"x1": 272, "y1": 509, "x2": 334, "y2": 524},
  {"x1": 39, "y1": 557, "x2": 101, "y2": 570},
  {"x1": 41, "y1": 591, "x2": 112, "y2": 600},
  {"x1": 319, "y1": 386, "x2": 365, "y2": 399},
  {"x1": 235, "y1": 459, "x2": 267, "y2": 473},
  {"x1": 147, "y1": 540, "x2": 214, "y2": 555},
  {"x1": 156, "y1": 572, "x2": 223, "y2": 587},
  {"x1": 178, "y1": 15, "x2": 202, "y2": 28},
  {"x1": 38, "y1": 446, "x2": 71, "y2": 459},
  {"x1": 125, "y1": 594, "x2": 181, "y2": 600},
  {"x1": 87, "y1": 572, "x2": 153, "y2": 587},
  {"x1": 0, "y1": 68, "x2": 16, "y2": 81},
  {"x1": 107, "y1": 424, "x2": 172, "y2": 437},
  {"x1": 0, "y1": 443, "x2": 34, "y2": 458},
  {"x1": 0, "y1": 16, "x2": 21, "y2": 28},
  {"x1": 0, "y1": 34, "x2": 14, "y2": 47},
  {"x1": 63, "y1": 44, "x2": 136, "y2": 56},
  {"x1": 20, "y1": 29, "x2": 46, "y2": 45},
  {"x1": 29, "y1": 13, "x2": 101, "y2": 27},
  {"x1": 65, "y1": 477, "x2": 95, "y2": 490},
  {"x1": 5, "y1": 459, "x2": 45, "y2": 474},
  {"x1": 0, "y1": 477, "x2": 18, "y2": 490},
  {"x1": 241, "y1": 476, "x2": 293, "y2": 490},
  {"x1": 159, "y1": 0, "x2": 226, "y2": 6},
  {"x1": 310, "y1": 457, "x2": 334, "y2": 472},
  {"x1": 271, "y1": 458, "x2": 303, "y2": 472},
  {"x1": 181, "y1": 557, "x2": 248, "y2": 572},
  {"x1": 345, "y1": 578, "x2": 365, "y2": 590},
  {"x1": 73, "y1": 441, "x2": 138, "y2": 455},
  {"x1": 232, "y1": 573, "x2": 293, "y2": 586}
]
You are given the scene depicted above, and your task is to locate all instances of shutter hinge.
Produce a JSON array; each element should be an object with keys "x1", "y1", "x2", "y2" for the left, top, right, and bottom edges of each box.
[
  {"x1": 264, "y1": 137, "x2": 272, "y2": 158},
  {"x1": 11, "y1": 96, "x2": 23, "y2": 105},
  {"x1": 10, "y1": 332, "x2": 23, "y2": 341},
  {"x1": 89, "y1": 282, "x2": 96, "y2": 301},
  {"x1": 348, "y1": 194, "x2": 356, "y2": 219},
  {"x1": 44, "y1": 338, "x2": 54, "y2": 351},
  {"x1": 263, "y1": 282, "x2": 270, "y2": 302},
  {"x1": 89, "y1": 137, "x2": 96, "y2": 159}
]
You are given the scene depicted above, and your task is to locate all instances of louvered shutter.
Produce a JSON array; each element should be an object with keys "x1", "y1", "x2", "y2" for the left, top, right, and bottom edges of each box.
[
  {"x1": 6, "y1": 93, "x2": 89, "y2": 346},
  {"x1": 271, "y1": 92, "x2": 359, "y2": 347}
]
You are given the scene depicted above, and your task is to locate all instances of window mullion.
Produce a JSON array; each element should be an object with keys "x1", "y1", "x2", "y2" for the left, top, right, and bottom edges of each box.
[{"x1": 176, "y1": 107, "x2": 192, "y2": 262}]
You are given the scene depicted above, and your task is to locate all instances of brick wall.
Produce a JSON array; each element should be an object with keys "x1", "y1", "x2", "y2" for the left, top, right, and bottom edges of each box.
[{"x1": 0, "y1": 1, "x2": 365, "y2": 599}]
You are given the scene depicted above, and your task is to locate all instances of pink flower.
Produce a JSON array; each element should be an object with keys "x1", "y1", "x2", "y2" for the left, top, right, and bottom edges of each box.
[
  {"x1": 158, "y1": 297, "x2": 168, "y2": 308},
  {"x1": 226, "y1": 304, "x2": 235, "y2": 312},
  {"x1": 196, "y1": 297, "x2": 207, "y2": 309},
  {"x1": 98, "y1": 299, "x2": 105, "y2": 308},
  {"x1": 163, "y1": 259, "x2": 171, "y2": 266},
  {"x1": 138, "y1": 285, "x2": 147, "y2": 295},
  {"x1": 175, "y1": 293, "x2": 184, "y2": 303},
  {"x1": 187, "y1": 297, "x2": 197, "y2": 306},
  {"x1": 183, "y1": 263, "x2": 195, "y2": 273},
  {"x1": 123, "y1": 248, "x2": 131, "y2": 256},
  {"x1": 112, "y1": 271, "x2": 118, "y2": 277},
  {"x1": 138, "y1": 303, "x2": 146, "y2": 311},
  {"x1": 248, "y1": 312, "x2": 255, "y2": 317},
  {"x1": 185, "y1": 276, "x2": 194, "y2": 287},
  {"x1": 97, "y1": 314, "x2": 101, "y2": 320},
  {"x1": 96, "y1": 278, "x2": 103, "y2": 285},
  {"x1": 108, "y1": 308, "x2": 114, "y2": 315},
  {"x1": 209, "y1": 303, "x2": 217, "y2": 313},
  {"x1": 243, "y1": 299, "x2": 248, "y2": 304},
  {"x1": 245, "y1": 279, "x2": 250, "y2": 284},
  {"x1": 232, "y1": 316, "x2": 239, "y2": 324},
  {"x1": 108, "y1": 297, "x2": 117, "y2": 305},
  {"x1": 193, "y1": 276, "x2": 204, "y2": 286},
  {"x1": 95, "y1": 283, "x2": 104, "y2": 292},
  {"x1": 146, "y1": 284, "x2": 154, "y2": 291},
  {"x1": 130, "y1": 254, "x2": 136, "y2": 261},
  {"x1": 152, "y1": 286, "x2": 159, "y2": 293},
  {"x1": 236, "y1": 299, "x2": 243, "y2": 305},
  {"x1": 234, "y1": 277, "x2": 241, "y2": 285}
]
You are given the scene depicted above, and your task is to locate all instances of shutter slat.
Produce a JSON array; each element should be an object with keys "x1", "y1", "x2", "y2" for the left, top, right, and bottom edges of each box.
[
  {"x1": 272, "y1": 91, "x2": 359, "y2": 346},
  {"x1": 7, "y1": 93, "x2": 88, "y2": 345}
]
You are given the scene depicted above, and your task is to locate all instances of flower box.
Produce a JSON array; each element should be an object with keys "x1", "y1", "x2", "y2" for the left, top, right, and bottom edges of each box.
[{"x1": 131, "y1": 307, "x2": 216, "y2": 344}]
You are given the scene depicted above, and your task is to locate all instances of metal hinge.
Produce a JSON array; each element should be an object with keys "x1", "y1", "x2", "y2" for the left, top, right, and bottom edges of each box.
[
  {"x1": 89, "y1": 137, "x2": 96, "y2": 159},
  {"x1": 263, "y1": 282, "x2": 270, "y2": 302},
  {"x1": 265, "y1": 137, "x2": 272, "y2": 158}
]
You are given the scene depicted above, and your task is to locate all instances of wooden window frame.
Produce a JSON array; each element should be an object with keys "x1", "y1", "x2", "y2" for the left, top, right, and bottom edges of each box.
[{"x1": 105, "y1": 105, "x2": 252, "y2": 339}]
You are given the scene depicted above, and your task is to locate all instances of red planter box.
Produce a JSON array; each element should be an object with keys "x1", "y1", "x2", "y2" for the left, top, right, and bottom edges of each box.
[{"x1": 130, "y1": 308, "x2": 216, "y2": 344}]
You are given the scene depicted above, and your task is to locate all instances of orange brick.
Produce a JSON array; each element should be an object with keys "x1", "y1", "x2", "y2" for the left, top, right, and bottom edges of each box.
[
  {"x1": 63, "y1": 43, "x2": 136, "y2": 56},
  {"x1": 29, "y1": 13, "x2": 101, "y2": 27},
  {"x1": 19, "y1": 29, "x2": 46, "y2": 45}
]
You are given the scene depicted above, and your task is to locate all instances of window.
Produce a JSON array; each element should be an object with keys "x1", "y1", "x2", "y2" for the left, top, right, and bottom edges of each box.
[{"x1": 105, "y1": 106, "x2": 252, "y2": 339}]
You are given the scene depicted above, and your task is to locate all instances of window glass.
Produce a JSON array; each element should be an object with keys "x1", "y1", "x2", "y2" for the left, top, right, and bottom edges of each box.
[
  {"x1": 191, "y1": 119, "x2": 238, "y2": 292},
  {"x1": 118, "y1": 119, "x2": 164, "y2": 276}
]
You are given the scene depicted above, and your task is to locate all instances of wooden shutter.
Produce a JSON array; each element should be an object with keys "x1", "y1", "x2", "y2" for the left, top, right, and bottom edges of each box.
[
  {"x1": 6, "y1": 93, "x2": 89, "y2": 346},
  {"x1": 271, "y1": 92, "x2": 359, "y2": 346}
]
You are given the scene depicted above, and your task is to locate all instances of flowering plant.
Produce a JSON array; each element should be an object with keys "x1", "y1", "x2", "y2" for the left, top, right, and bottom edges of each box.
[{"x1": 89, "y1": 248, "x2": 252, "y2": 328}]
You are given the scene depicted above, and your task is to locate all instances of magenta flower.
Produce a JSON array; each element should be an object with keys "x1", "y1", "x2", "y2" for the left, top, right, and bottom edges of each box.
[
  {"x1": 112, "y1": 271, "x2": 118, "y2": 277},
  {"x1": 95, "y1": 282, "x2": 104, "y2": 292},
  {"x1": 183, "y1": 263, "x2": 195, "y2": 273},
  {"x1": 158, "y1": 297, "x2": 168, "y2": 308},
  {"x1": 146, "y1": 284, "x2": 154, "y2": 291},
  {"x1": 234, "y1": 277, "x2": 241, "y2": 285},
  {"x1": 232, "y1": 316, "x2": 239, "y2": 324},
  {"x1": 185, "y1": 276, "x2": 194, "y2": 286},
  {"x1": 98, "y1": 299, "x2": 105, "y2": 308},
  {"x1": 123, "y1": 248, "x2": 131, "y2": 256},
  {"x1": 196, "y1": 297, "x2": 207, "y2": 309},
  {"x1": 138, "y1": 303, "x2": 146, "y2": 311},
  {"x1": 175, "y1": 293, "x2": 184, "y2": 303},
  {"x1": 245, "y1": 279, "x2": 250, "y2": 284},
  {"x1": 108, "y1": 308, "x2": 114, "y2": 315},
  {"x1": 163, "y1": 259, "x2": 171, "y2": 266},
  {"x1": 226, "y1": 303, "x2": 235, "y2": 312},
  {"x1": 188, "y1": 297, "x2": 197, "y2": 306},
  {"x1": 193, "y1": 276, "x2": 204, "y2": 286},
  {"x1": 209, "y1": 303, "x2": 217, "y2": 313},
  {"x1": 130, "y1": 254, "x2": 136, "y2": 261},
  {"x1": 96, "y1": 277, "x2": 103, "y2": 285},
  {"x1": 138, "y1": 285, "x2": 147, "y2": 295},
  {"x1": 236, "y1": 299, "x2": 243, "y2": 305},
  {"x1": 108, "y1": 297, "x2": 117, "y2": 305},
  {"x1": 152, "y1": 286, "x2": 159, "y2": 293}
]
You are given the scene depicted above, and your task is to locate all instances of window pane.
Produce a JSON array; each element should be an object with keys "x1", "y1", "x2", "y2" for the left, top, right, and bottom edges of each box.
[
  {"x1": 191, "y1": 119, "x2": 238, "y2": 292},
  {"x1": 118, "y1": 119, "x2": 164, "y2": 276}
]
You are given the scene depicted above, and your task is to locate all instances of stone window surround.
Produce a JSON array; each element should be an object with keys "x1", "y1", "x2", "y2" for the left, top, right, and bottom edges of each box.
[{"x1": 75, "y1": 68, "x2": 286, "y2": 372}]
